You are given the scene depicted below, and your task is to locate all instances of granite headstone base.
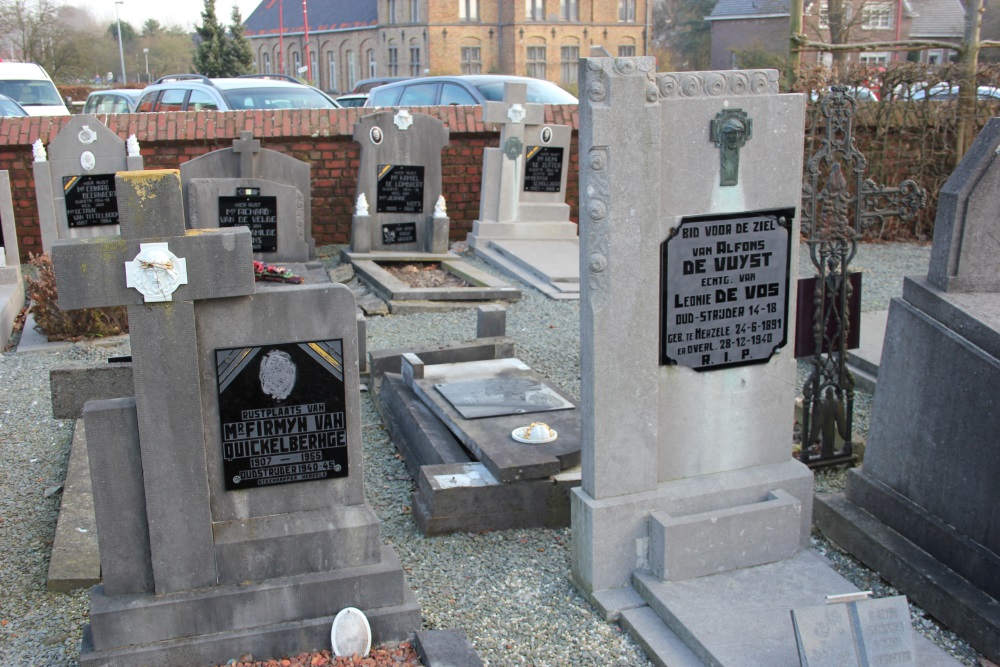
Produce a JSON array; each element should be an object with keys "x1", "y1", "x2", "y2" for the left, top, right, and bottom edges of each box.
[
  {"x1": 814, "y1": 277, "x2": 1000, "y2": 663},
  {"x1": 369, "y1": 336, "x2": 581, "y2": 535},
  {"x1": 79, "y1": 548, "x2": 420, "y2": 667},
  {"x1": 470, "y1": 237, "x2": 580, "y2": 300},
  {"x1": 615, "y1": 550, "x2": 959, "y2": 667}
]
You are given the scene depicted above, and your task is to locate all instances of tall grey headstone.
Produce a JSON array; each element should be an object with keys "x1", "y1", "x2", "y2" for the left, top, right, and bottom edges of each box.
[
  {"x1": 571, "y1": 59, "x2": 962, "y2": 667},
  {"x1": 52, "y1": 169, "x2": 418, "y2": 667},
  {"x1": 348, "y1": 109, "x2": 450, "y2": 255},
  {"x1": 0, "y1": 171, "x2": 24, "y2": 349},
  {"x1": 33, "y1": 115, "x2": 143, "y2": 252},
  {"x1": 467, "y1": 83, "x2": 580, "y2": 299},
  {"x1": 815, "y1": 118, "x2": 1000, "y2": 664},
  {"x1": 181, "y1": 131, "x2": 315, "y2": 263}
]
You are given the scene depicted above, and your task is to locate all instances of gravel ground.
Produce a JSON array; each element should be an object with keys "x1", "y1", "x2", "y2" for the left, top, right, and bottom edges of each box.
[{"x1": 0, "y1": 240, "x2": 986, "y2": 666}]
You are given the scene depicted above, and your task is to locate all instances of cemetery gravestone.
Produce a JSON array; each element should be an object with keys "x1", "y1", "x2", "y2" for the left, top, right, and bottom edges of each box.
[
  {"x1": 348, "y1": 109, "x2": 450, "y2": 255},
  {"x1": 182, "y1": 131, "x2": 315, "y2": 263},
  {"x1": 52, "y1": 170, "x2": 418, "y2": 667},
  {"x1": 33, "y1": 115, "x2": 143, "y2": 252},
  {"x1": 814, "y1": 118, "x2": 1000, "y2": 663},
  {"x1": 467, "y1": 83, "x2": 580, "y2": 299},
  {"x1": 0, "y1": 171, "x2": 24, "y2": 349},
  {"x1": 572, "y1": 58, "x2": 959, "y2": 666}
]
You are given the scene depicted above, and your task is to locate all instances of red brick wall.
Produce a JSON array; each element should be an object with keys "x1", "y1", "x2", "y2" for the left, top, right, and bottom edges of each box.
[{"x1": 0, "y1": 106, "x2": 580, "y2": 262}]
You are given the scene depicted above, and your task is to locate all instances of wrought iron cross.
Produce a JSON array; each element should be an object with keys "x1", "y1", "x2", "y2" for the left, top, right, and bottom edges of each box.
[{"x1": 799, "y1": 86, "x2": 926, "y2": 467}]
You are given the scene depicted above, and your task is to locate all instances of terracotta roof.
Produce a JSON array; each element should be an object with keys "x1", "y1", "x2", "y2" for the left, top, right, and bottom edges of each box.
[{"x1": 244, "y1": 0, "x2": 378, "y2": 37}]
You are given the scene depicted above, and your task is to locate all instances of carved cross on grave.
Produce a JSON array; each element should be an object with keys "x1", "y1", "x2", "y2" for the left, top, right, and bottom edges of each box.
[
  {"x1": 51, "y1": 169, "x2": 255, "y2": 594},
  {"x1": 233, "y1": 130, "x2": 262, "y2": 179},
  {"x1": 484, "y1": 83, "x2": 545, "y2": 162}
]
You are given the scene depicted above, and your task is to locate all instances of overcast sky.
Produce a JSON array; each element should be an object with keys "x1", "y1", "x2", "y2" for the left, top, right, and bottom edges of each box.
[{"x1": 66, "y1": 0, "x2": 265, "y2": 31}]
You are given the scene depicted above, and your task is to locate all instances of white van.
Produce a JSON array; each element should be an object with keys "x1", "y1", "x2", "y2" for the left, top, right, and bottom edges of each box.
[{"x1": 0, "y1": 63, "x2": 70, "y2": 116}]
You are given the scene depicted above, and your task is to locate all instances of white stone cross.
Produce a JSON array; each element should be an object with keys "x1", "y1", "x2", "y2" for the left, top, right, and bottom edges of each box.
[{"x1": 484, "y1": 83, "x2": 545, "y2": 161}]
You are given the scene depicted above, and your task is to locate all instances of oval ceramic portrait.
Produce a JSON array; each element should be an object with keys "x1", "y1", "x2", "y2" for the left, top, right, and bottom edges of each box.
[
  {"x1": 331, "y1": 606, "x2": 371, "y2": 657},
  {"x1": 370, "y1": 126, "x2": 383, "y2": 145},
  {"x1": 541, "y1": 126, "x2": 552, "y2": 144}
]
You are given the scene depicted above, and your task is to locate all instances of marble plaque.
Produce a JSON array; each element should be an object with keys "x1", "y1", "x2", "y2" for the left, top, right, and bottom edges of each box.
[
  {"x1": 524, "y1": 146, "x2": 564, "y2": 193},
  {"x1": 63, "y1": 174, "x2": 119, "y2": 228},
  {"x1": 435, "y1": 376, "x2": 575, "y2": 420},
  {"x1": 218, "y1": 191, "x2": 278, "y2": 252},
  {"x1": 376, "y1": 164, "x2": 424, "y2": 213},
  {"x1": 216, "y1": 340, "x2": 349, "y2": 491},
  {"x1": 661, "y1": 208, "x2": 793, "y2": 371}
]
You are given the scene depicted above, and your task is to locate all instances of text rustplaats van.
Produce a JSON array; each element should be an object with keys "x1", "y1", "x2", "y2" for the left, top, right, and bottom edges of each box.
[{"x1": 0, "y1": 63, "x2": 70, "y2": 116}]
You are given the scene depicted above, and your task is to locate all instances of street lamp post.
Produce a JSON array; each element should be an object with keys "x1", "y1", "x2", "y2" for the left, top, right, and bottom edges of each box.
[
  {"x1": 114, "y1": 0, "x2": 127, "y2": 84},
  {"x1": 143, "y1": 48, "x2": 149, "y2": 83}
]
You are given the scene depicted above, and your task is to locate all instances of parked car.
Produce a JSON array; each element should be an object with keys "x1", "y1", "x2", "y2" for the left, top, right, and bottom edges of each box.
[
  {"x1": 0, "y1": 93, "x2": 28, "y2": 117},
  {"x1": 83, "y1": 89, "x2": 142, "y2": 114},
  {"x1": 352, "y1": 77, "x2": 408, "y2": 94},
  {"x1": 810, "y1": 85, "x2": 879, "y2": 103},
  {"x1": 336, "y1": 93, "x2": 368, "y2": 108},
  {"x1": 135, "y1": 74, "x2": 340, "y2": 112},
  {"x1": 365, "y1": 75, "x2": 578, "y2": 108},
  {"x1": 907, "y1": 83, "x2": 1000, "y2": 101},
  {"x1": 0, "y1": 62, "x2": 70, "y2": 116}
]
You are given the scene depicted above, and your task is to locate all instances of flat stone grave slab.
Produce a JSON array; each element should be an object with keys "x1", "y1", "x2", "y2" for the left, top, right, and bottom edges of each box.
[
  {"x1": 410, "y1": 358, "x2": 580, "y2": 483},
  {"x1": 625, "y1": 550, "x2": 959, "y2": 667},
  {"x1": 348, "y1": 256, "x2": 521, "y2": 309},
  {"x1": 370, "y1": 339, "x2": 580, "y2": 534},
  {"x1": 475, "y1": 238, "x2": 580, "y2": 300}
]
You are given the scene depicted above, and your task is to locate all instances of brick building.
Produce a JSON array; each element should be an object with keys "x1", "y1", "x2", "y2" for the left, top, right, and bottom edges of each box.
[
  {"x1": 243, "y1": 0, "x2": 651, "y2": 94},
  {"x1": 706, "y1": 0, "x2": 964, "y2": 69}
]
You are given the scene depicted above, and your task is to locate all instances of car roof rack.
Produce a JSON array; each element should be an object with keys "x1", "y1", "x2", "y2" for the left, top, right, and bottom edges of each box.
[
  {"x1": 153, "y1": 74, "x2": 215, "y2": 86},
  {"x1": 237, "y1": 73, "x2": 300, "y2": 83}
]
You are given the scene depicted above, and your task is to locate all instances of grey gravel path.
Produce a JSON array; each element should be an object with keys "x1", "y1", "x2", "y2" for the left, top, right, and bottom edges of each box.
[{"x1": 0, "y1": 240, "x2": 983, "y2": 666}]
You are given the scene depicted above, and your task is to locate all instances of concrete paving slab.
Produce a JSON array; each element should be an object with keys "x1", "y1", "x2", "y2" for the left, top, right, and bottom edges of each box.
[{"x1": 473, "y1": 240, "x2": 580, "y2": 300}]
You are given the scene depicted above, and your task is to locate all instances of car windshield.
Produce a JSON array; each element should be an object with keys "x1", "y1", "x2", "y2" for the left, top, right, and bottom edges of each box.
[
  {"x1": 0, "y1": 79, "x2": 64, "y2": 106},
  {"x1": 474, "y1": 80, "x2": 578, "y2": 104},
  {"x1": 0, "y1": 98, "x2": 25, "y2": 116},
  {"x1": 222, "y1": 87, "x2": 337, "y2": 110}
]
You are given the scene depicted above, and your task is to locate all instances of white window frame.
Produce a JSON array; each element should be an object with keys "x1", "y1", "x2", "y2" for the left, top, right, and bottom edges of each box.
[
  {"x1": 262, "y1": 52, "x2": 271, "y2": 74},
  {"x1": 327, "y1": 51, "x2": 337, "y2": 92},
  {"x1": 410, "y1": 45, "x2": 421, "y2": 77},
  {"x1": 560, "y1": 45, "x2": 579, "y2": 84},
  {"x1": 618, "y1": 0, "x2": 635, "y2": 22},
  {"x1": 618, "y1": 44, "x2": 636, "y2": 57},
  {"x1": 388, "y1": 46, "x2": 399, "y2": 76},
  {"x1": 411, "y1": 0, "x2": 419, "y2": 21},
  {"x1": 861, "y1": 3, "x2": 892, "y2": 30},
  {"x1": 388, "y1": 0, "x2": 397, "y2": 23},
  {"x1": 527, "y1": 45, "x2": 546, "y2": 79},
  {"x1": 527, "y1": 0, "x2": 545, "y2": 20},
  {"x1": 459, "y1": 0, "x2": 480, "y2": 21},
  {"x1": 561, "y1": 0, "x2": 579, "y2": 20},
  {"x1": 859, "y1": 51, "x2": 890, "y2": 64},
  {"x1": 461, "y1": 46, "x2": 482, "y2": 74},
  {"x1": 347, "y1": 50, "x2": 356, "y2": 90}
]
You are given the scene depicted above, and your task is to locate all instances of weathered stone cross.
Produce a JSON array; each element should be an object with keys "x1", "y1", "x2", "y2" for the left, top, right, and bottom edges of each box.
[
  {"x1": 51, "y1": 169, "x2": 255, "y2": 594},
  {"x1": 232, "y1": 130, "x2": 262, "y2": 179},
  {"x1": 483, "y1": 83, "x2": 545, "y2": 223}
]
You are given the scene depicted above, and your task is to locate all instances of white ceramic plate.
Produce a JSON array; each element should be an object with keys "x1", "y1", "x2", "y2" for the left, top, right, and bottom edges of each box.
[{"x1": 331, "y1": 606, "x2": 371, "y2": 657}]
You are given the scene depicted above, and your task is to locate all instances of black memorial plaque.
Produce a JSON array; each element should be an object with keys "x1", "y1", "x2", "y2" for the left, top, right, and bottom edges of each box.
[
  {"x1": 218, "y1": 194, "x2": 278, "y2": 252},
  {"x1": 660, "y1": 209, "x2": 793, "y2": 371},
  {"x1": 382, "y1": 221, "x2": 417, "y2": 245},
  {"x1": 215, "y1": 340, "x2": 349, "y2": 491},
  {"x1": 523, "y1": 146, "x2": 564, "y2": 193},
  {"x1": 63, "y1": 174, "x2": 119, "y2": 228},
  {"x1": 376, "y1": 164, "x2": 424, "y2": 213}
]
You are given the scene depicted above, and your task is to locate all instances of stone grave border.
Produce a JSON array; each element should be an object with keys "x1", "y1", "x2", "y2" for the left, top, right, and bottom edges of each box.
[{"x1": 345, "y1": 252, "x2": 521, "y2": 313}]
